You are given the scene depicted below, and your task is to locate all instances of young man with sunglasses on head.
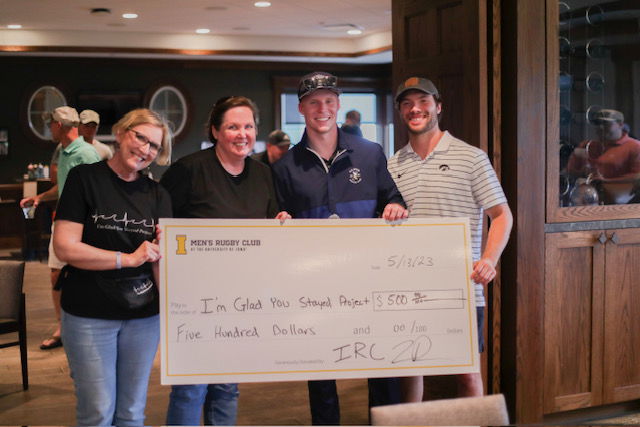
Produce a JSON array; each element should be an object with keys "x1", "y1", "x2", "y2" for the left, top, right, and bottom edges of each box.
[{"x1": 272, "y1": 71, "x2": 407, "y2": 425}]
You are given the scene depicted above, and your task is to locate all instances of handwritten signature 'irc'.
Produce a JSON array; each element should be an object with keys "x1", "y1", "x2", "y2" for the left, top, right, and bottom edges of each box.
[{"x1": 332, "y1": 335, "x2": 433, "y2": 364}]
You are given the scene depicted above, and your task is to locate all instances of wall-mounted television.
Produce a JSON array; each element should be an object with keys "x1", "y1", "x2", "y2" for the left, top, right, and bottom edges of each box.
[{"x1": 76, "y1": 91, "x2": 143, "y2": 140}]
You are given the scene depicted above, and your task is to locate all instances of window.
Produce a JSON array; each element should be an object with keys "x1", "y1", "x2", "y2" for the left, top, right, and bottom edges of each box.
[
  {"x1": 274, "y1": 76, "x2": 393, "y2": 157},
  {"x1": 27, "y1": 86, "x2": 67, "y2": 141},
  {"x1": 148, "y1": 85, "x2": 188, "y2": 137},
  {"x1": 280, "y1": 92, "x2": 389, "y2": 154}
]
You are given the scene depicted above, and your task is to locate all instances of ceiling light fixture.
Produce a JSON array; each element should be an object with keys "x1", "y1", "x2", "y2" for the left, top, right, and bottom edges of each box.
[
  {"x1": 347, "y1": 29, "x2": 362, "y2": 35},
  {"x1": 322, "y1": 23, "x2": 363, "y2": 33},
  {"x1": 196, "y1": 28, "x2": 210, "y2": 34},
  {"x1": 122, "y1": 13, "x2": 138, "y2": 19},
  {"x1": 90, "y1": 8, "x2": 111, "y2": 15},
  {"x1": 7, "y1": 24, "x2": 22, "y2": 29},
  {"x1": 254, "y1": 1, "x2": 271, "y2": 7}
]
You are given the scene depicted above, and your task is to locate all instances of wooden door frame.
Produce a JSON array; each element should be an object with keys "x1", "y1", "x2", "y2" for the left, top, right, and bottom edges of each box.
[{"x1": 500, "y1": 0, "x2": 546, "y2": 422}]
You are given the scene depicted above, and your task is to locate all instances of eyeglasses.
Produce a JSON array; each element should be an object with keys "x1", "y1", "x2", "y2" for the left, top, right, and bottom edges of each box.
[
  {"x1": 128, "y1": 128, "x2": 163, "y2": 154},
  {"x1": 301, "y1": 75, "x2": 338, "y2": 92}
]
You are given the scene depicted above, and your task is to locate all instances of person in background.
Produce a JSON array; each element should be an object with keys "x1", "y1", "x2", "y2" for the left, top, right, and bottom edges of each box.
[
  {"x1": 21, "y1": 106, "x2": 101, "y2": 350},
  {"x1": 250, "y1": 129, "x2": 291, "y2": 167},
  {"x1": 388, "y1": 77, "x2": 512, "y2": 401},
  {"x1": 161, "y1": 96, "x2": 289, "y2": 426},
  {"x1": 53, "y1": 108, "x2": 172, "y2": 426},
  {"x1": 566, "y1": 109, "x2": 640, "y2": 204},
  {"x1": 272, "y1": 71, "x2": 407, "y2": 425},
  {"x1": 79, "y1": 109, "x2": 114, "y2": 160},
  {"x1": 340, "y1": 109, "x2": 363, "y2": 137}
]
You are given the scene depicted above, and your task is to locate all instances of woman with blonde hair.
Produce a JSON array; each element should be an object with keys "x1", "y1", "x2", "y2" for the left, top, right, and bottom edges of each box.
[{"x1": 53, "y1": 108, "x2": 173, "y2": 426}]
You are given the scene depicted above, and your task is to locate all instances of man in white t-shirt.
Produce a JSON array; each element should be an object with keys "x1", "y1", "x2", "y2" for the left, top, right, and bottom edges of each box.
[
  {"x1": 79, "y1": 109, "x2": 114, "y2": 160},
  {"x1": 388, "y1": 77, "x2": 513, "y2": 401}
]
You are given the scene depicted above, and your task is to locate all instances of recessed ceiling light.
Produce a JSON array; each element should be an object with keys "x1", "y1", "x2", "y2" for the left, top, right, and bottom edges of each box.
[
  {"x1": 7, "y1": 24, "x2": 22, "y2": 29},
  {"x1": 196, "y1": 28, "x2": 210, "y2": 34},
  {"x1": 347, "y1": 29, "x2": 362, "y2": 35},
  {"x1": 122, "y1": 13, "x2": 138, "y2": 19},
  {"x1": 254, "y1": 1, "x2": 271, "y2": 7},
  {"x1": 90, "y1": 8, "x2": 111, "y2": 15}
]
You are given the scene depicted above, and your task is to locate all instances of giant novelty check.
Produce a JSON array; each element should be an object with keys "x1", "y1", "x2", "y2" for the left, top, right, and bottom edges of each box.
[{"x1": 159, "y1": 218, "x2": 478, "y2": 385}]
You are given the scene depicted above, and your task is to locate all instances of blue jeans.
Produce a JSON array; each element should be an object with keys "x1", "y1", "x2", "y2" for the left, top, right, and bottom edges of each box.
[
  {"x1": 61, "y1": 311, "x2": 159, "y2": 426},
  {"x1": 167, "y1": 383, "x2": 239, "y2": 425},
  {"x1": 308, "y1": 377, "x2": 401, "y2": 425}
]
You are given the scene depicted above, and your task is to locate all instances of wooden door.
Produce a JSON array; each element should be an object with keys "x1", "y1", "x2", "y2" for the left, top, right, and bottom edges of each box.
[
  {"x1": 603, "y1": 228, "x2": 640, "y2": 403},
  {"x1": 544, "y1": 231, "x2": 605, "y2": 413},
  {"x1": 392, "y1": 0, "x2": 487, "y2": 151},
  {"x1": 391, "y1": 0, "x2": 493, "y2": 397}
]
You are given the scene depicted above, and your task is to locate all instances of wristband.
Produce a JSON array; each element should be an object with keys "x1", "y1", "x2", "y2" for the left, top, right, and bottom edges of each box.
[{"x1": 115, "y1": 251, "x2": 122, "y2": 270}]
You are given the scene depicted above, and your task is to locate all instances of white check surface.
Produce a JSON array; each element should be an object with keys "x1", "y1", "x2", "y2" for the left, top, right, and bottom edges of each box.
[{"x1": 160, "y1": 218, "x2": 478, "y2": 385}]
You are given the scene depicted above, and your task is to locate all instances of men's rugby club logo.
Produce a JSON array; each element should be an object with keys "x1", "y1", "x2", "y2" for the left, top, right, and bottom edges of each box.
[
  {"x1": 348, "y1": 167, "x2": 362, "y2": 184},
  {"x1": 176, "y1": 235, "x2": 187, "y2": 255},
  {"x1": 176, "y1": 234, "x2": 261, "y2": 254}
]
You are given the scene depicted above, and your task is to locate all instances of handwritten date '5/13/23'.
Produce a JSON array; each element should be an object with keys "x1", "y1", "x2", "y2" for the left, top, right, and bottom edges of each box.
[{"x1": 386, "y1": 254, "x2": 434, "y2": 269}]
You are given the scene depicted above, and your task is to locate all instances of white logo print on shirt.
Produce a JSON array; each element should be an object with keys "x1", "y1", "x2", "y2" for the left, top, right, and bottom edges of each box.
[{"x1": 92, "y1": 212, "x2": 155, "y2": 236}]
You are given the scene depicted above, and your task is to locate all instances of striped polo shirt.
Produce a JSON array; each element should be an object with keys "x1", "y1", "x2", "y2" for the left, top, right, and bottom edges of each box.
[{"x1": 387, "y1": 131, "x2": 507, "y2": 307}]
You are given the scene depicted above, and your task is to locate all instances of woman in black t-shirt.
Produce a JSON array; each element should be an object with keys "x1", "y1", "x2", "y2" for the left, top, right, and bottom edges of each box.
[
  {"x1": 53, "y1": 109, "x2": 172, "y2": 426},
  {"x1": 160, "y1": 96, "x2": 289, "y2": 426}
]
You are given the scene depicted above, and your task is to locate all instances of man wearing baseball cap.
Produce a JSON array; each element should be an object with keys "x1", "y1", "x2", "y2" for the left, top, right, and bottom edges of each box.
[
  {"x1": 21, "y1": 106, "x2": 101, "y2": 350},
  {"x1": 272, "y1": 72, "x2": 407, "y2": 425},
  {"x1": 79, "y1": 109, "x2": 114, "y2": 160},
  {"x1": 567, "y1": 108, "x2": 640, "y2": 203},
  {"x1": 388, "y1": 77, "x2": 512, "y2": 401},
  {"x1": 250, "y1": 129, "x2": 291, "y2": 167}
]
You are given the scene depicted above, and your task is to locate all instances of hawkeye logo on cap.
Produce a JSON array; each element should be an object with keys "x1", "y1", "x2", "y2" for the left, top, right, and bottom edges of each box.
[{"x1": 348, "y1": 167, "x2": 362, "y2": 184}]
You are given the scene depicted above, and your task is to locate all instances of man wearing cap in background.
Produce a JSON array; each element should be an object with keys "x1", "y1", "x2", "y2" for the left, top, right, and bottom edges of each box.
[
  {"x1": 272, "y1": 71, "x2": 407, "y2": 425},
  {"x1": 567, "y1": 108, "x2": 640, "y2": 204},
  {"x1": 78, "y1": 109, "x2": 114, "y2": 160},
  {"x1": 250, "y1": 129, "x2": 291, "y2": 167},
  {"x1": 21, "y1": 106, "x2": 101, "y2": 350},
  {"x1": 388, "y1": 77, "x2": 512, "y2": 401}
]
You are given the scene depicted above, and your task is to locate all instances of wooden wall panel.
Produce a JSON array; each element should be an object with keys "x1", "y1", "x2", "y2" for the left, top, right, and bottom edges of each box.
[
  {"x1": 392, "y1": 0, "x2": 486, "y2": 152},
  {"x1": 438, "y1": 73, "x2": 465, "y2": 136},
  {"x1": 500, "y1": 0, "x2": 546, "y2": 422},
  {"x1": 405, "y1": 11, "x2": 436, "y2": 59},
  {"x1": 439, "y1": 2, "x2": 464, "y2": 54},
  {"x1": 603, "y1": 229, "x2": 640, "y2": 403},
  {"x1": 544, "y1": 232, "x2": 604, "y2": 413}
]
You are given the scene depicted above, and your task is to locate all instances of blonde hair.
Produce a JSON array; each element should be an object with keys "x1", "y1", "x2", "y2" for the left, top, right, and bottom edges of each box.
[{"x1": 112, "y1": 108, "x2": 172, "y2": 166}]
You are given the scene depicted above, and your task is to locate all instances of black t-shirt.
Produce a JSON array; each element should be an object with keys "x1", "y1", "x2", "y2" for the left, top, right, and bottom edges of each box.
[
  {"x1": 160, "y1": 147, "x2": 279, "y2": 219},
  {"x1": 56, "y1": 161, "x2": 172, "y2": 320}
]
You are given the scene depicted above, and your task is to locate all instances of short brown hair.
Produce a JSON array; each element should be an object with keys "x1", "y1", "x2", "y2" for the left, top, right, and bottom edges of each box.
[{"x1": 207, "y1": 96, "x2": 260, "y2": 144}]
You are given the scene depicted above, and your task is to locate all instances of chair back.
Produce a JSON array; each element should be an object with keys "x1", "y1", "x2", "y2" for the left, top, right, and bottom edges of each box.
[
  {"x1": 0, "y1": 261, "x2": 25, "y2": 320},
  {"x1": 370, "y1": 393, "x2": 509, "y2": 426}
]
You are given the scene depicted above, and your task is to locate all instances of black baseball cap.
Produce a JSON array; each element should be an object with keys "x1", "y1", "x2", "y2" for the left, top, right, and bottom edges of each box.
[
  {"x1": 395, "y1": 77, "x2": 440, "y2": 104},
  {"x1": 298, "y1": 71, "x2": 342, "y2": 100},
  {"x1": 267, "y1": 130, "x2": 291, "y2": 147}
]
